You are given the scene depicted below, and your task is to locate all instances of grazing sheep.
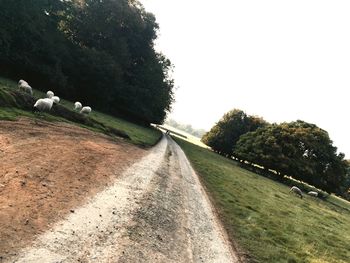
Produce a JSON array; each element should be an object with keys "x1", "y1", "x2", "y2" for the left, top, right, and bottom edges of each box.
[
  {"x1": 33, "y1": 98, "x2": 54, "y2": 112},
  {"x1": 290, "y1": 186, "x2": 303, "y2": 199},
  {"x1": 80, "y1": 106, "x2": 91, "y2": 114},
  {"x1": 52, "y1": 96, "x2": 60, "y2": 104},
  {"x1": 46, "y1": 91, "x2": 54, "y2": 98},
  {"x1": 307, "y1": 191, "x2": 318, "y2": 197},
  {"x1": 74, "y1": 101, "x2": 82, "y2": 111},
  {"x1": 18, "y1": 79, "x2": 33, "y2": 95}
]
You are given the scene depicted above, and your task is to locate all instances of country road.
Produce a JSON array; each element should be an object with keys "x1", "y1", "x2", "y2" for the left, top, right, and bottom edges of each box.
[{"x1": 9, "y1": 135, "x2": 239, "y2": 263}]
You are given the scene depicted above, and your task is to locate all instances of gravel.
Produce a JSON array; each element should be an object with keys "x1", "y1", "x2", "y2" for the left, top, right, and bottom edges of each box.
[{"x1": 10, "y1": 136, "x2": 238, "y2": 263}]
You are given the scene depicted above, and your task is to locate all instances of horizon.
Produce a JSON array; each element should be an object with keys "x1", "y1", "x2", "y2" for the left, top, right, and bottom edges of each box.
[{"x1": 141, "y1": 0, "x2": 350, "y2": 158}]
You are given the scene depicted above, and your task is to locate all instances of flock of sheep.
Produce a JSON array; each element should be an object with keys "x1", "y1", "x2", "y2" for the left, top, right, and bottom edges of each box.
[
  {"x1": 18, "y1": 79, "x2": 91, "y2": 115},
  {"x1": 290, "y1": 186, "x2": 318, "y2": 199}
]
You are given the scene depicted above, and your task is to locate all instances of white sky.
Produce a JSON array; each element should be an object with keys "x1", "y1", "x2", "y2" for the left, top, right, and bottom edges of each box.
[{"x1": 141, "y1": 0, "x2": 350, "y2": 157}]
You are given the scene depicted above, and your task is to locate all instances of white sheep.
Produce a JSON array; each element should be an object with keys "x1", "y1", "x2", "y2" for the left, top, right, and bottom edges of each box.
[
  {"x1": 18, "y1": 79, "x2": 28, "y2": 86},
  {"x1": 307, "y1": 191, "x2": 318, "y2": 197},
  {"x1": 46, "y1": 91, "x2": 54, "y2": 98},
  {"x1": 18, "y1": 79, "x2": 33, "y2": 95},
  {"x1": 80, "y1": 106, "x2": 91, "y2": 114},
  {"x1": 290, "y1": 186, "x2": 303, "y2": 199},
  {"x1": 33, "y1": 98, "x2": 54, "y2": 112},
  {"x1": 74, "y1": 101, "x2": 82, "y2": 111},
  {"x1": 52, "y1": 96, "x2": 60, "y2": 104}
]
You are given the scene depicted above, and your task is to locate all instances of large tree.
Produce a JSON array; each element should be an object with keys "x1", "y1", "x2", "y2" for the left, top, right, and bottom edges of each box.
[
  {"x1": 201, "y1": 109, "x2": 268, "y2": 156},
  {"x1": 0, "y1": 0, "x2": 174, "y2": 124},
  {"x1": 62, "y1": 0, "x2": 174, "y2": 123},
  {"x1": 234, "y1": 120, "x2": 350, "y2": 194}
]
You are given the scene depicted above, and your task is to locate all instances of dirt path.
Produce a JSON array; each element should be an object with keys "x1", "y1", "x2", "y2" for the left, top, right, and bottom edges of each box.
[
  {"x1": 0, "y1": 118, "x2": 146, "y2": 261},
  {"x1": 5, "y1": 133, "x2": 239, "y2": 262}
]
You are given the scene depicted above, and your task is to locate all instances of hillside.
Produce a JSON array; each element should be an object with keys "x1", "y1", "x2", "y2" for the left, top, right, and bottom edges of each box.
[
  {"x1": 0, "y1": 77, "x2": 165, "y2": 261},
  {"x1": 0, "y1": 77, "x2": 162, "y2": 146},
  {"x1": 175, "y1": 137, "x2": 350, "y2": 263}
]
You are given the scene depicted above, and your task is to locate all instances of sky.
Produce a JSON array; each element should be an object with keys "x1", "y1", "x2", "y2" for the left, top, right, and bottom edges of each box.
[{"x1": 140, "y1": 0, "x2": 350, "y2": 157}]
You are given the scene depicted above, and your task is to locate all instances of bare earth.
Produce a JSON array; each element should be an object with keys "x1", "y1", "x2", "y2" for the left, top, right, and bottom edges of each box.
[{"x1": 0, "y1": 119, "x2": 239, "y2": 262}]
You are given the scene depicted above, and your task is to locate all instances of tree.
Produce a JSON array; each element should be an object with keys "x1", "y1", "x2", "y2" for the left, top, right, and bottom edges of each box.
[
  {"x1": 234, "y1": 120, "x2": 349, "y2": 194},
  {"x1": 0, "y1": 0, "x2": 70, "y2": 87},
  {"x1": 201, "y1": 109, "x2": 268, "y2": 156},
  {"x1": 0, "y1": 0, "x2": 174, "y2": 124},
  {"x1": 62, "y1": 0, "x2": 174, "y2": 124}
]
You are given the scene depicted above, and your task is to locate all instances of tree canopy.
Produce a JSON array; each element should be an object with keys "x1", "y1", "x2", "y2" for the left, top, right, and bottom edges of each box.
[
  {"x1": 203, "y1": 108, "x2": 350, "y2": 195},
  {"x1": 0, "y1": 0, "x2": 174, "y2": 124},
  {"x1": 201, "y1": 109, "x2": 268, "y2": 156},
  {"x1": 234, "y1": 121, "x2": 350, "y2": 194}
]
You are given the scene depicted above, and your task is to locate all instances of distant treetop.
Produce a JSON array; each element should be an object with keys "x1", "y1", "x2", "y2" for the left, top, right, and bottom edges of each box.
[{"x1": 165, "y1": 118, "x2": 207, "y2": 138}]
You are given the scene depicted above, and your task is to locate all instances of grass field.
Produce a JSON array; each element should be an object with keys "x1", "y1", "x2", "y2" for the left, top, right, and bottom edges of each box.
[
  {"x1": 0, "y1": 77, "x2": 161, "y2": 146},
  {"x1": 175, "y1": 137, "x2": 350, "y2": 263}
]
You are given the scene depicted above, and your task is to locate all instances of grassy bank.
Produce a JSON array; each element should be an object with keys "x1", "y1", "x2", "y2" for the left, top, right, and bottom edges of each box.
[
  {"x1": 0, "y1": 77, "x2": 161, "y2": 146},
  {"x1": 175, "y1": 137, "x2": 350, "y2": 263}
]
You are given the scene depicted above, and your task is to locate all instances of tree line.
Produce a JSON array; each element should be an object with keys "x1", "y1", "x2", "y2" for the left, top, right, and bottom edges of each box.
[
  {"x1": 0, "y1": 0, "x2": 174, "y2": 124},
  {"x1": 202, "y1": 109, "x2": 350, "y2": 196},
  {"x1": 165, "y1": 118, "x2": 207, "y2": 138}
]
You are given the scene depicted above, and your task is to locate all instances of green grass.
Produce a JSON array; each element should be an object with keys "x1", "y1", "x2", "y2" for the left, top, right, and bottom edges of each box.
[
  {"x1": 89, "y1": 111, "x2": 161, "y2": 146},
  {"x1": 175, "y1": 137, "x2": 350, "y2": 263},
  {"x1": 0, "y1": 106, "x2": 67, "y2": 122},
  {"x1": 0, "y1": 77, "x2": 161, "y2": 146}
]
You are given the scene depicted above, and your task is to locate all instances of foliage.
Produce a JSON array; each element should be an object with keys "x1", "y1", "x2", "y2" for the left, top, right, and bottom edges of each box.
[
  {"x1": 201, "y1": 109, "x2": 267, "y2": 156},
  {"x1": 175, "y1": 137, "x2": 350, "y2": 263},
  {"x1": 234, "y1": 120, "x2": 350, "y2": 195},
  {"x1": 165, "y1": 118, "x2": 207, "y2": 138},
  {"x1": 0, "y1": 0, "x2": 174, "y2": 124}
]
